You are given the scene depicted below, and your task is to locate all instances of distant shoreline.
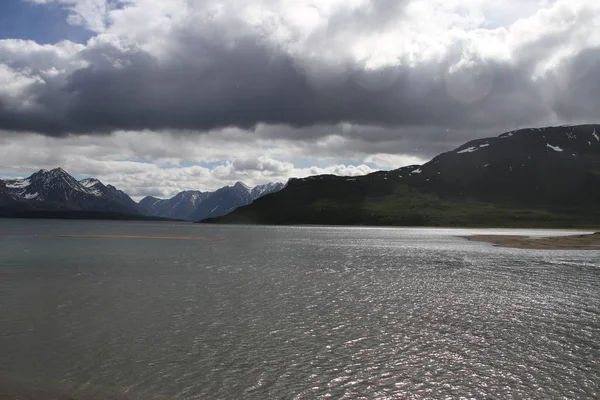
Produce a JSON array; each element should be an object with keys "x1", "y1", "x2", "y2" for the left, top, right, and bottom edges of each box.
[
  {"x1": 462, "y1": 232, "x2": 600, "y2": 250},
  {"x1": 0, "y1": 210, "x2": 184, "y2": 222}
]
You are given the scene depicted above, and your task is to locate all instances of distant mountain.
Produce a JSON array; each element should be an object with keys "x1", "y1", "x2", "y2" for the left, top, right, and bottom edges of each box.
[
  {"x1": 188, "y1": 182, "x2": 254, "y2": 221},
  {"x1": 0, "y1": 167, "x2": 285, "y2": 221},
  {"x1": 0, "y1": 168, "x2": 143, "y2": 217},
  {"x1": 79, "y1": 178, "x2": 141, "y2": 212},
  {"x1": 204, "y1": 125, "x2": 600, "y2": 228},
  {"x1": 139, "y1": 190, "x2": 212, "y2": 220},
  {"x1": 141, "y1": 181, "x2": 285, "y2": 221},
  {"x1": 251, "y1": 182, "x2": 286, "y2": 198},
  {"x1": 138, "y1": 196, "x2": 162, "y2": 214}
]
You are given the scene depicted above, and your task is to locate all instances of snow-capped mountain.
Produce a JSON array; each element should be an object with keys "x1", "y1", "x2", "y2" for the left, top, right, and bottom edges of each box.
[
  {"x1": 5, "y1": 168, "x2": 87, "y2": 203},
  {"x1": 140, "y1": 181, "x2": 286, "y2": 221},
  {"x1": 139, "y1": 190, "x2": 213, "y2": 220},
  {"x1": 0, "y1": 168, "x2": 141, "y2": 215}
]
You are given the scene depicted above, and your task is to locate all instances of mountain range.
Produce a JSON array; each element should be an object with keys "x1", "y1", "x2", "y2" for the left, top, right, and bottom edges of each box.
[
  {"x1": 0, "y1": 167, "x2": 285, "y2": 221},
  {"x1": 205, "y1": 125, "x2": 600, "y2": 228},
  {"x1": 139, "y1": 181, "x2": 284, "y2": 221}
]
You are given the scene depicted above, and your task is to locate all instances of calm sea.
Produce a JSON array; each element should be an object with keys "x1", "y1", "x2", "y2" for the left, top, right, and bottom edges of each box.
[{"x1": 0, "y1": 219, "x2": 598, "y2": 399}]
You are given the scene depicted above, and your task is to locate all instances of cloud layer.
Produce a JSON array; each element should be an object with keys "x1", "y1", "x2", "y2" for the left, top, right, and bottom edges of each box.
[{"x1": 4, "y1": 0, "x2": 600, "y2": 135}]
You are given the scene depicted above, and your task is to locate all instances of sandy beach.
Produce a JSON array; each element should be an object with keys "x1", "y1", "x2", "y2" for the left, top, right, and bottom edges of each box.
[{"x1": 463, "y1": 232, "x2": 600, "y2": 250}]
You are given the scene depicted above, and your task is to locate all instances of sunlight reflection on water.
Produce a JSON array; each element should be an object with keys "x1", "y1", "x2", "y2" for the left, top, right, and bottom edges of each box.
[{"x1": 0, "y1": 220, "x2": 598, "y2": 399}]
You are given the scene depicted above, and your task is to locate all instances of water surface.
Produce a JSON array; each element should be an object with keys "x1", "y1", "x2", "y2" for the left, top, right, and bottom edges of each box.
[{"x1": 0, "y1": 220, "x2": 598, "y2": 399}]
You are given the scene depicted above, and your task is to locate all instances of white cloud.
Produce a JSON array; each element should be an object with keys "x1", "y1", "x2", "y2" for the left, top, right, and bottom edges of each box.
[
  {"x1": 0, "y1": 39, "x2": 85, "y2": 71},
  {"x1": 0, "y1": 65, "x2": 45, "y2": 111},
  {"x1": 364, "y1": 154, "x2": 426, "y2": 169},
  {"x1": 29, "y1": 0, "x2": 596, "y2": 73},
  {"x1": 302, "y1": 164, "x2": 375, "y2": 177},
  {"x1": 232, "y1": 157, "x2": 294, "y2": 174}
]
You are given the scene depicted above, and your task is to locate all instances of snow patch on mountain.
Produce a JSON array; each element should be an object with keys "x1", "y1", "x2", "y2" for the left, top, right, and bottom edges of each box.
[
  {"x1": 457, "y1": 146, "x2": 478, "y2": 154},
  {"x1": 546, "y1": 144, "x2": 563, "y2": 152},
  {"x1": 5, "y1": 179, "x2": 30, "y2": 189},
  {"x1": 80, "y1": 178, "x2": 101, "y2": 188},
  {"x1": 23, "y1": 192, "x2": 39, "y2": 200},
  {"x1": 87, "y1": 188, "x2": 104, "y2": 197}
]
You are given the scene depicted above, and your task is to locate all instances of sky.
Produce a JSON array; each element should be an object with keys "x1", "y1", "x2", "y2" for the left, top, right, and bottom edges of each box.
[{"x1": 1, "y1": 0, "x2": 599, "y2": 199}]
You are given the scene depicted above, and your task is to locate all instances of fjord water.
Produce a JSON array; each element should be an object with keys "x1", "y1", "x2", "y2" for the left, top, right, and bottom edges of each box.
[{"x1": 0, "y1": 220, "x2": 598, "y2": 399}]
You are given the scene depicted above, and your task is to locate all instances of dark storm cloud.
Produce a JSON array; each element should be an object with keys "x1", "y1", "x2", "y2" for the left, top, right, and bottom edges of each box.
[
  {"x1": 0, "y1": 30, "x2": 599, "y2": 142},
  {"x1": 549, "y1": 48, "x2": 600, "y2": 121}
]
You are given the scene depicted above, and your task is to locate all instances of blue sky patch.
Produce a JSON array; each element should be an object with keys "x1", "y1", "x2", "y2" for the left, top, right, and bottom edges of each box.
[{"x1": 0, "y1": 0, "x2": 92, "y2": 44}]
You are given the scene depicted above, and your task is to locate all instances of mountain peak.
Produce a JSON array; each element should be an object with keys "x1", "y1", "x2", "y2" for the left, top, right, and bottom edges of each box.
[
  {"x1": 233, "y1": 181, "x2": 251, "y2": 191},
  {"x1": 31, "y1": 167, "x2": 71, "y2": 180},
  {"x1": 28, "y1": 167, "x2": 79, "y2": 188},
  {"x1": 48, "y1": 167, "x2": 70, "y2": 177},
  {"x1": 250, "y1": 182, "x2": 285, "y2": 199}
]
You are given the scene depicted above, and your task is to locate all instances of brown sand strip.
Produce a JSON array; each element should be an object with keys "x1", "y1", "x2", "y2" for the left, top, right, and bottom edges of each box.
[
  {"x1": 462, "y1": 232, "x2": 600, "y2": 250},
  {"x1": 49, "y1": 234, "x2": 213, "y2": 241}
]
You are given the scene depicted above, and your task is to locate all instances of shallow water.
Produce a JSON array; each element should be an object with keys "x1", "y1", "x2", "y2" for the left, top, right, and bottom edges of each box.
[{"x1": 0, "y1": 219, "x2": 598, "y2": 399}]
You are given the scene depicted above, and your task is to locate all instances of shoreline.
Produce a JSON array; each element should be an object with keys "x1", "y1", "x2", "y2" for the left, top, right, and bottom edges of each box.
[{"x1": 462, "y1": 232, "x2": 600, "y2": 250}]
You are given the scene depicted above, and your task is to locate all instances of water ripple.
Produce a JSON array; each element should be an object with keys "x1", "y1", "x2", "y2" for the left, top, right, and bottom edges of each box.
[{"x1": 0, "y1": 222, "x2": 598, "y2": 399}]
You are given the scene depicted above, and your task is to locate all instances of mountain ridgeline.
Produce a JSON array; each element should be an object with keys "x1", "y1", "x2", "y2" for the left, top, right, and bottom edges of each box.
[
  {"x1": 138, "y1": 191, "x2": 213, "y2": 220},
  {"x1": 204, "y1": 125, "x2": 600, "y2": 228},
  {"x1": 0, "y1": 168, "x2": 285, "y2": 221}
]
